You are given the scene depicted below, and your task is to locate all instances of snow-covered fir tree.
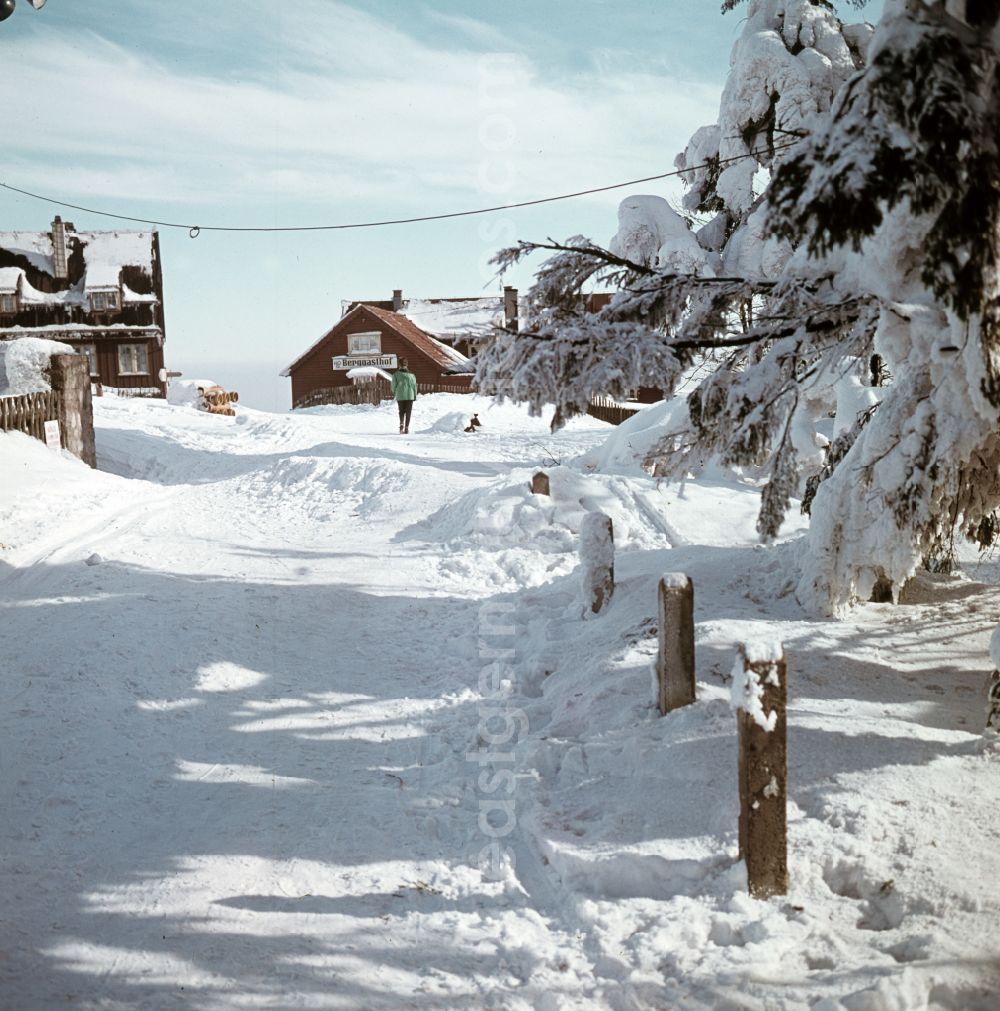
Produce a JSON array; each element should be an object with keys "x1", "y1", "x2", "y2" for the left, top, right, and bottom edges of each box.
[{"x1": 475, "y1": 0, "x2": 1000, "y2": 615}]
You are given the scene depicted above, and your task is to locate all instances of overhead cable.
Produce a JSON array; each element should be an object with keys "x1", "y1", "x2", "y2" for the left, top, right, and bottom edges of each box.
[{"x1": 0, "y1": 140, "x2": 800, "y2": 237}]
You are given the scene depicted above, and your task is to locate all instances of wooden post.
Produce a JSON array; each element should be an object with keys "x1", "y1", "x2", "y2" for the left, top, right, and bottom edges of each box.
[
  {"x1": 987, "y1": 668, "x2": 1000, "y2": 730},
  {"x1": 531, "y1": 471, "x2": 550, "y2": 495},
  {"x1": 657, "y1": 573, "x2": 695, "y2": 714},
  {"x1": 734, "y1": 642, "x2": 787, "y2": 898},
  {"x1": 580, "y1": 512, "x2": 614, "y2": 614}
]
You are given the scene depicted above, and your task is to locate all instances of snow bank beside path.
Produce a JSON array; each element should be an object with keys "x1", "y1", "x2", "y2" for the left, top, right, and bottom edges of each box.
[{"x1": 0, "y1": 430, "x2": 154, "y2": 567}]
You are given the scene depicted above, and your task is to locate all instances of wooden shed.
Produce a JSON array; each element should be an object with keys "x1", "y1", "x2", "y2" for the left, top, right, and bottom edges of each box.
[{"x1": 281, "y1": 304, "x2": 473, "y2": 409}]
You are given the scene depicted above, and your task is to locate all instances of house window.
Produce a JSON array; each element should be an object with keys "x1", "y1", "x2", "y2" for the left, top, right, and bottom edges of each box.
[
  {"x1": 348, "y1": 331, "x2": 381, "y2": 355},
  {"x1": 90, "y1": 290, "x2": 121, "y2": 312},
  {"x1": 118, "y1": 343, "x2": 149, "y2": 375},
  {"x1": 0, "y1": 293, "x2": 16, "y2": 313},
  {"x1": 79, "y1": 344, "x2": 99, "y2": 375}
]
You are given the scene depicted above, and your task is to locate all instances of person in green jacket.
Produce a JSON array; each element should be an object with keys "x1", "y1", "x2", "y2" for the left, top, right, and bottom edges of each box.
[{"x1": 391, "y1": 358, "x2": 417, "y2": 434}]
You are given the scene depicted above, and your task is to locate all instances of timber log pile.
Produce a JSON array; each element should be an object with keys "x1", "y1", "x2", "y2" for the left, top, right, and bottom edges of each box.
[{"x1": 198, "y1": 384, "x2": 239, "y2": 417}]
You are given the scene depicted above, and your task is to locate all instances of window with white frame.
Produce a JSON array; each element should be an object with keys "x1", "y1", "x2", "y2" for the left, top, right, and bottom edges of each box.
[
  {"x1": 79, "y1": 343, "x2": 99, "y2": 375},
  {"x1": 90, "y1": 290, "x2": 121, "y2": 312},
  {"x1": 0, "y1": 292, "x2": 17, "y2": 313},
  {"x1": 348, "y1": 331, "x2": 381, "y2": 355},
  {"x1": 118, "y1": 343, "x2": 149, "y2": 375}
]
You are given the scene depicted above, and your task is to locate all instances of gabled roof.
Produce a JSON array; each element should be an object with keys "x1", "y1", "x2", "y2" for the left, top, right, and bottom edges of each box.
[{"x1": 281, "y1": 304, "x2": 473, "y2": 377}]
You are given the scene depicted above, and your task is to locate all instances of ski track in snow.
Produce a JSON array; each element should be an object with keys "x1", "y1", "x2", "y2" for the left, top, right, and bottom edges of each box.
[{"x1": 1, "y1": 394, "x2": 999, "y2": 1010}]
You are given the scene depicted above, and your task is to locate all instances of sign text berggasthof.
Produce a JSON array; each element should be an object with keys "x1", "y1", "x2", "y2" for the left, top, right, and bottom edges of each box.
[{"x1": 332, "y1": 355, "x2": 398, "y2": 370}]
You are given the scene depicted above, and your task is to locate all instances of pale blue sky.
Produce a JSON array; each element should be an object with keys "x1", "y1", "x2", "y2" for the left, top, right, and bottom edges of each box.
[{"x1": 1, "y1": 1, "x2": 879, "y2": 409}]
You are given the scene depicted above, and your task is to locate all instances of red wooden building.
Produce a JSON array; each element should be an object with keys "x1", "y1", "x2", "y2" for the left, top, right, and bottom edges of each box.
[
  {"x1": 0, "y1": 217, "x2": 168, "y2": 396},
  {"x1": 282, "y1": 304, "x2": 474, "y2": 409}
]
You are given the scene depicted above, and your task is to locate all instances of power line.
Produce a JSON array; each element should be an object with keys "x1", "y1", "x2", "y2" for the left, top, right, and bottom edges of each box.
[{"x1": 0, "y1": 141, "x2": 799, "y2": 237}]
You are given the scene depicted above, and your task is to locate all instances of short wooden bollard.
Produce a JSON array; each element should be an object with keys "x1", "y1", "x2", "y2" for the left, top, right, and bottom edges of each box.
[
  {"x1": 531, "y1": 471, "x2": 550, "y2": 496},
  {"x1": 580, "y1": 512, "x2": 614, "y2": 614},
  {"x1": 733, "y1": 642, "x2": 787, "y2": 898},
  {"x1": 657, "y1": 573, "x2": 695, "y2": 714}
]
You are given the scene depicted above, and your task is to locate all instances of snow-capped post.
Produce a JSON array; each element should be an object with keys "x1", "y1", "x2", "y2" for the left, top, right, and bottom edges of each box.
[
  {"x1": 732, "y1": 640, "x2": 787, "y2": 898},
  {"x1": 531, "y1": 471, "x2": 550, "y2": 496},
  {"x1": 657, "y1": 573, "x2": 695, "y2": 714},
  {"x1": 580, "y1": 512, "x2": 614, "y2": 615}
]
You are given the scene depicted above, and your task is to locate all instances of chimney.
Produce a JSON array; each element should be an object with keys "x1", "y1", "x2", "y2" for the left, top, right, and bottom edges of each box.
[
  {"x1": 503, "y1": 285, "x2": 519, "y2": 332},
  {"x1": 392, "y1": 289, "x2": 403, "y2": 312},
  {"x1": 51, "y1": 216, "x2": 69, "y2": 281}
]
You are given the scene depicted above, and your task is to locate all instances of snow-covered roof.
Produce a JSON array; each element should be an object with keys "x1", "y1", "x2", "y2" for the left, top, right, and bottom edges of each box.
[
  {"x1": 0, "y1": 231, "x2": 55, "y2": 274},
  {"x1": 342, "y1": 294, "x2": 523, "y2": 343},
  {"x1": 0, "y1": 225, "x2": 162, "y2": 344},
  {"x1": 80, "y1": 230, "x2": 154, "y2": 288},
  {"x1": 0, "y1": 323, "x2": 160, "y2": 337},
  {"x1": 400, "y1": 297, "x2": 505, "y2": 339},
  {"x1": 17, "y1": 272, "x2": 81, "y2": 307},
  {"x1": 0, "y1": 267, "x2": 24, "y2": 292},
  {"x1": 0, "y1": 226, "x2": 157, "y2": 293},
  {"x1": 122, "y1": 282, "x2": 157, "y2": 304}
]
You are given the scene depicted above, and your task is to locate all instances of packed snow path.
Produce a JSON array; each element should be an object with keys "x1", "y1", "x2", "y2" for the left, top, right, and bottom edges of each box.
[{"x1": 2, "y1": 395, "x2": 999, "y2": 1010}]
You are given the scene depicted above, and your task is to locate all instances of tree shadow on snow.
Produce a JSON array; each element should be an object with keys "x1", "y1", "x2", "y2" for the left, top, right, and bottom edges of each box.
[{"x1": 0, "y1": 555, "x2": 561, "y2": 1008}]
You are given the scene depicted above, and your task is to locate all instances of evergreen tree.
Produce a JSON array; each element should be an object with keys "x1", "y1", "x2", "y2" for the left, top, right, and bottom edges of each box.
[{"x1": 475, "y1": 0, "x2": 1000, "y2": 614}]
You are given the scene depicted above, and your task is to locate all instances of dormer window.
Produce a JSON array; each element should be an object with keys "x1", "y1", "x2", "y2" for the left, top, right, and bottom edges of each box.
[
  {"x1": 348, "y1": 331, "x2": 381, "y2": 355},
  {"x1": 0, "y1": 293, "x2": 16, "y2": 313},
  {"x1": 90, "y1": 290, "x2": 121, "y2": 312}
]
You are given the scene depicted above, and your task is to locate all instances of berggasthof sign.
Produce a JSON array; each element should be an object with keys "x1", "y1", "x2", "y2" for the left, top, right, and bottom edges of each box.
[{"x1": 332, "y1": 355, "x2": 397, "y2": 370}]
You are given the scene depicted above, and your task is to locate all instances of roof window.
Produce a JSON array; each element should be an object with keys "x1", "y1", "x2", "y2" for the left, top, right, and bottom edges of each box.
[{"x1": 90, "y1": 289, "x2": 121, "y2": 312}]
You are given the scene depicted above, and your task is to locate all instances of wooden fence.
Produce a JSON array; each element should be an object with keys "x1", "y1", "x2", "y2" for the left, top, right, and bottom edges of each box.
[
  {"x1": 587, "y1": 395, "x2": 641, "y2": 426},
  {"x1": 294, "y1": 380, "x2": 473, "y2": 410},
  {"x1": 0, "y1": 390, "x2": 61, "y2": 443}
]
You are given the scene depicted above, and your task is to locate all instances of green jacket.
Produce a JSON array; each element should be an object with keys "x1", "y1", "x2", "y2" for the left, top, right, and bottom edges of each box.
[{"x1": 391, "y1": 368, "x2": 417, "y2": 401}]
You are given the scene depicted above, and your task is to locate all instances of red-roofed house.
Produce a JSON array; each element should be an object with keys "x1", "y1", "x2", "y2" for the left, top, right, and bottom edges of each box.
[{"x1": 281, "y1": 304, "x2": 474, "y2": 409}]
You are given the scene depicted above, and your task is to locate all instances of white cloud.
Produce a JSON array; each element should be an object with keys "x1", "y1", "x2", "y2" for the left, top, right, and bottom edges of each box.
[{"x1": 5, "y1": 3, "x2": 721, "y2": 221}]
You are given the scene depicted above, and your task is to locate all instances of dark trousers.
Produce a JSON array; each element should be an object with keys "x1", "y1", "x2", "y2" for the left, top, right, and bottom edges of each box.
[{"x1": 397, "y1": 399, "x2": 413, "y2": 431}]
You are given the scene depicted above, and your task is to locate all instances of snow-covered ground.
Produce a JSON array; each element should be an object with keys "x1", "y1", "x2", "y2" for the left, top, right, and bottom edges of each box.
[{"x1": 1, "y1": 394, "x2": 998, "y2": 1010}]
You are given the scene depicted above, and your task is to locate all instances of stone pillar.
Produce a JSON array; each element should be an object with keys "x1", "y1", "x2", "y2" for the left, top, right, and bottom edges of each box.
[{"x1": 49, "y1": 354, "x2": 96, "y2": 468}]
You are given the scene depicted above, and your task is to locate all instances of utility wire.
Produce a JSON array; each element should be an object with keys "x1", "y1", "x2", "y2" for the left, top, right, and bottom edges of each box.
[{"x1": 0, "y1": 140, "x2": 800, "y2": 237}]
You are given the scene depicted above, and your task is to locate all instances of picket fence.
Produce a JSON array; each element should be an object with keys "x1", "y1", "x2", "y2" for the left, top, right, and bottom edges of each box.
[
  {"x1": 0, "y1": 390, "x2": 61, "y2": 443},
  {"x1": 587, "y1": 395, "x2": 640, "y2": 426}
]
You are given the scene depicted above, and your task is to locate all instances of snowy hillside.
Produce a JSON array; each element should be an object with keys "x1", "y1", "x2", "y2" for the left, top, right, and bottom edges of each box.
[{"x1": 2, "y1": 395, "x2": 998, "y2": 1009}]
